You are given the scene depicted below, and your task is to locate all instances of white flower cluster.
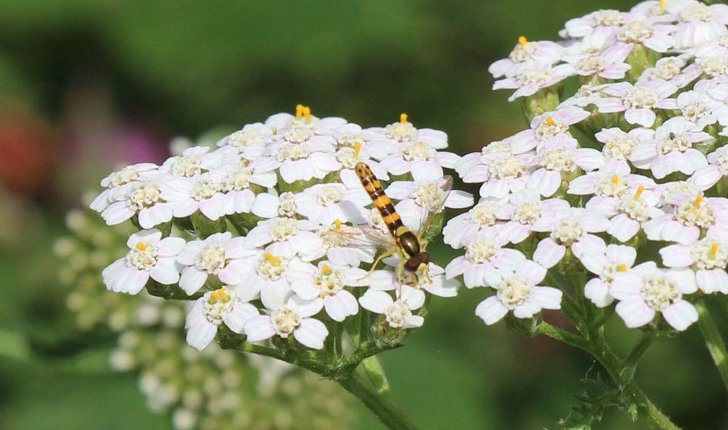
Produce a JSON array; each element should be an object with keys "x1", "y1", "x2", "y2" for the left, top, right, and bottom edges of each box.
[
  {"x1": 92, "y1": 105, "x2": 472, "y2": 351},
  {"x1": 57, "y1": 206, "x2": 355, "y2": 430},
  {"x1": 445, "y1": 0, "x2": 728, "y2": 331}
]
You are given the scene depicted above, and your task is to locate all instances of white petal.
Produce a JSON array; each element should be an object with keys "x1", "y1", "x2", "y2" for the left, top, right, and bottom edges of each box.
[
  {"x1": 475, "y1": 296, "x2": 508, "y2": 325},
  {"x1": 662, "y1": 300, "x2": 698, "y2": 331},
  {"x1": 293, "y1": 318, "x2": 329, "y2": 349}
]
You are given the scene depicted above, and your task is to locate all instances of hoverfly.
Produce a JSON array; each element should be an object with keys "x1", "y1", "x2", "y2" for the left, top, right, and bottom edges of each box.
[{"x1": 336, "y1": 162, "x2": 452, "y2": 295}]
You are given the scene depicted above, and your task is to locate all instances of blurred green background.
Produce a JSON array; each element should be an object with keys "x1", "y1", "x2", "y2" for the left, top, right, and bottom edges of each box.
[{"x1": 1, "y1": 0, "x2": 727, "y2": 429}]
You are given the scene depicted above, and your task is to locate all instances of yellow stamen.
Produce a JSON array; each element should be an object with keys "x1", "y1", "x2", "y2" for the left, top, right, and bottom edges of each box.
[
  {"x1": 709, "y1": 242, "x2": 719, "y2": 259},
  {"x1": 659, "y1": 0, "x2": 666, "y2": 8},
  {"x1": 693, "y1": 193, "x2": 704, "y2": 207},
  {"x1": 334, "y1": 218, "x2": 342, "y2": 229},
  {"x1": 617, "y1": 263, "x2": 627, "y2": 272},
  {"x1": 518, "y1": 35, "x2": 527, "y2": 45},
  {"x1": 295, "y1": 104, "x2": 311, "y2": 120},
  {"x1": 209, "y1": 287, "x2": 229, "y2": 302},
  {"x1": 611, "y1": 175, "x2": 620, "y2": 185},
  {"x1": 545, "y1": 116, "x2": 554, "y2": 126},
  {"x1": 136, "y1": 242, "x2": 148, "y2": 251},
  {"x1": 634, "y1": 185, "x2": 645, "y2": 199},
  {"x1": 353, "y1": 141, "x2": 361, "y2": 158},
  {"x1": 321, "y1": 264, "x2": 331, "y2": 275},
  {"x1": 265, "y1": 252, "x2": 281, "y2": 266},
  {"x1": 400, "y1": 113, "x2": 408, "y2": 123}
]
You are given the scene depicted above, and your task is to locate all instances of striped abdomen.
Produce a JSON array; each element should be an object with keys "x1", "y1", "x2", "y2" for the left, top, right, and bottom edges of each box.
[{"x1": 355, "y1": 162, "x2": 423, "y2": 263}]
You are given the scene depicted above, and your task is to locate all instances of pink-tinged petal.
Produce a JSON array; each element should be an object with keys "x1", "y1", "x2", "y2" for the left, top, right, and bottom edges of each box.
[
  {"x1": 585, "y1": 278, "x2": 613, "y2": 307},
  {"x1": 401, "y1": 286, "x2": 426, "y2": 309},
  {"x1": 625, "y1": 108, "x2": 656, "y2": 127},
  {"x1": 251, "y1": 193, "x2": 280, "y2": 218},
  {"x1": 662, "y1": 300, "x2": 698, "y2": 331},
  {"x1": 149, "y1": 259, "x2": 181, "y2": 285},
  {"x1": 260, "y1": 279, "x2": 292, "y2": 310},
  {"x1": 223, "y1": 303, "x2": 259, "y2": 334},
  {"x1": 572, "y1": 235, "x2": 607, "y2": 261},
  {"x1": 294, "y1": 318, "x2": 329, "y2": 349},
  {"x1": 513, "y1": 300, "x2": 541, "y2": 318},
  {"x1": 475, "y1": 296, "x2": 509, "y2": 325},
  {"x1": 359, "y1": 290, "x2": 393, "y2": 313},
  {"x1": 291, "y1": 296, "x2": 323, "y2": 318},
  {"x1": 667, "y1": 268, "x2": 697, "y2": 294},
  {"x1": 179, "y1": 268, "x2": 207, "y2": 295},
  {"x1": 662, "y1": 224, "x2": 699, "y2": 245},
  {"x1": 520, "y1": 261, "x2": 547, "y2": 284},
  {"x1": 530, "y1": 286, "x2": 562, "y2": 309},
  {"x1": 528, "y1": 169, "x2": 561, "y2": 197},
  {"x1": 116, "y1": 269, "x2": 150, "y2": 295},
  {"x1": 690, "y1": 165, "x2": 722, "y2": 190},
  {"x1": 659, "y1": 244, "x2": 692, "y2": 267},
  {"x1": 102, "y1": 201, "x2": 135, "y2": 225},
  {"x1": 244, "y1": 315, "x2": 276, "y2": 342},
  {"x1": 696, "y1": 269, "x2": 728, "y2": 294},
  {"x1": 445, "y1": 256, "x2": 469, "y2": 279},
  {"x1": 607, "y1": 214, "x2": 641, "y2": 242},
  {"x1": 533, "y1": 239, "x2": 565, "y2": 269},
  {"x1": 324, "y1": 291, "x2": 359, "y2": 322},
  {"x1": 156, "y1": 237, "x2": 186, "y2": 257},
  {"x1": 186, "y1": 320, "x2": 217, "y2": 351},
  {"x1": 580, "y1": 250, "x2": 608, "y2": 275},
  {"x1": 610, "y1": 273, "x2": 643, "y2": 300},
  {"x1": 615, "y1": 299, "x2": 655, "y2": 328},
  {"x1": 594, "y1": 98, "x2": 627, "y2": 113},
  {"x1": 463, "y1": 265, "x2": 488, "y2": 288}
]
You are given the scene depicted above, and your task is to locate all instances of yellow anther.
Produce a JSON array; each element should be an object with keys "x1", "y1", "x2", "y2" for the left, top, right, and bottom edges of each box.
[
  {"x1": 659, "y1": 0, "x2": 666, "y2": 8},
  {"x1": 135, "y1": 242, "x2": 148, "y2": 251},
  {"x1": 693, "y1": 193, "x2": 704, "y2": 207},
  {"x1": 400, "y1": 113, "x2": 408, "y2": 123},
  {"x1": 710, "y1": 242, "x2": 719, "y2": 258},
  {"x1": 334, "y1": 218, "x2": 342, "y2": 229},
  {"x1": 353, "y1": 141, "x2": 362, "y2": 158},
  {"x1": 634, "y1": 185, "x2": 645, "y2": 199},
  {"x1": 617, "y1": 263, "x2": 627, "y2": 272},
  {"x1": 265, "y1": 252, "x2": 281, "y2": 266},
  {"x1": 295, "y1": 104, "x2": 311, "y2": 120},
  {"x1": 545, "y1": 116, "x2": 555, "y2": 126},
  {"x1": 321, "y1": 264, "x2": 331, "y2": 275},
  {"x1": 518, "y1": 35, "x2": 528, "y2": 45},
  {"x1": 209, "y1": 287, "x2": 229, "y2": 303},
  {"x1": 611, "y1": 175, "x2": 620, "y2": 185}
]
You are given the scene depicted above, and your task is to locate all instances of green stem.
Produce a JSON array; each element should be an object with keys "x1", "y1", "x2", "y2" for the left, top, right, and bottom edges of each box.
[
  {"x1": 591, "y1": 330, "x2": 680, "y2": 430},
  {"x1": 696, "y1": 299, "x2": 728, "y2": 391},
  {"x1": 337, "y1": 365, "x2": 418, "y2": 430}
]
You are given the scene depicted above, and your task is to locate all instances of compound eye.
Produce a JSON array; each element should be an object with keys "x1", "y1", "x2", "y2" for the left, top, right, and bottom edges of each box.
[{"x1": 404, "y1": 256, "x2": 422, "y2": 272}]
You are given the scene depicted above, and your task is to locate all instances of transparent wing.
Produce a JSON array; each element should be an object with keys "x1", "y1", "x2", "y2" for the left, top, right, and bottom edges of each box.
[
  {"x1": 321, "y1": 222, "x2": 396, "y2": 252},
  {"x1": 413, "y1": 175, "x2": 453, "y2": 242}
]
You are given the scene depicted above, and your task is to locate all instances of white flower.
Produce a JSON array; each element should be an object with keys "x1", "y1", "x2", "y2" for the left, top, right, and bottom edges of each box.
[
  {"x1": 359, "y1": 286, "x2": 425, "y2": 329},
  {"x1": 102, "y1": 229, "x2": 185, "y2": 295},
  {"x1": 581, "y1": 243, "x2": 637, "y2": 307},
  {"x1": 245, "y1": 217, "x2": 324, "y2": 260},
  {"x1": 611, "y1": 262, "x2": 698, "y2": 331},
  {"x1": 100, "y1": 181, "x2": 174, "y2": 228},
  {"x1": 176, "y1": 232, "x2": 255, "y2": 295},
  {"x1": 287, "y1": 260, "x2": 368, "y2": 322},
  {"x1": 531, "y1": 207, "x2": 610, "y2": 268},
  {"x1": 185, "y1": 287, "x2": 259, "y2": 350},
  {"x1": 660, "y1": 236, "x2": 728, "y2": 294},
  {"x1": 244, "y1": 295, "x2": 328, "y2": 350},
  {"x1": 445, "y1": 233, "x2": 528, "y2": 288},
  {"x1": 474, "y1": 261, "x2": 561, "y2": 325},
  {"x1": 294, "y1": 183, "x2": 369, "y2": 225}
]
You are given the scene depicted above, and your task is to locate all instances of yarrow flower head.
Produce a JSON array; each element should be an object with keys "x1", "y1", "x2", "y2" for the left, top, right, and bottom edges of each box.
[
  {"x1": 447, "y1": 0, "x2": 728, "y2": 334},
  {"x1": 90, "y1": 105, "x2": 471, "y2": 369}
]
